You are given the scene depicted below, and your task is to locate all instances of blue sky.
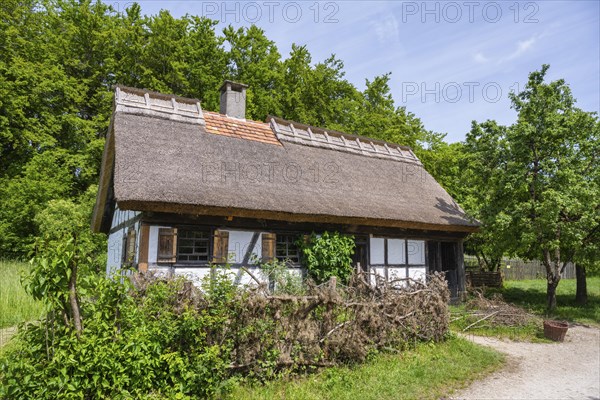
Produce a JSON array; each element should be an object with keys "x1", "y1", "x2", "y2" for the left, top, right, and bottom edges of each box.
[{"x1": 132, "y1": 0, "x2": 599, "y2": 142}]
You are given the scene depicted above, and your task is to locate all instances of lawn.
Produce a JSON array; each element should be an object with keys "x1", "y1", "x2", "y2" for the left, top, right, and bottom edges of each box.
[
  {"x1": 450, "y1": 277, "x2": 600, "y2": 341},
  {"x1": 500, "y1": 278, "x2": 600, "y2": 324},
  {"x1": 0, "y1": 260, "x2": 44, "y2": 329},
  {"x1": 229, "y1": 335, "x2": 504, "y2": 400}
]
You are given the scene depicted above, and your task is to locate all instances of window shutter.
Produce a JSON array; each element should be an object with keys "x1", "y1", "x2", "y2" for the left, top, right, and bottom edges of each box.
[
  {"x1": 138, "y1": 224, "x2": 150, "y2": 273},
  {"x1": 158, "y1": 228, "x2": 178, "y2": 263},
  {"x1": 212, "y1": 230, "x2": 229, "y2": 263},
  {"x1": 262, "y1": 233, "x2": 276, "y2": 263},
  {"x1": 126, "y1": 228, "x2": 137, "y2": 264}
]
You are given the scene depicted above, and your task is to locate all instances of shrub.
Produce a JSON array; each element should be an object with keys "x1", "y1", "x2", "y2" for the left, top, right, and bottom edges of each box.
[
  {"x1": 1, "y1": 258, "x2": 450, "y2": 399},
  {"x1": 298, "y1": 231, "x2": 355, "y2": 284}
]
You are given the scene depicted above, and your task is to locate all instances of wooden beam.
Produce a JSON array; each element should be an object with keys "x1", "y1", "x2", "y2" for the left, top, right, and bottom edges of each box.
[
  {"x1": 119, "y1": 200, "x2": 479, "y2": 234},
  {"x1": 138, "y1": 224, "x2": 150, "y2": 273},
  {"x1": 139, "y1": 212, "x2": 470, "y2": 241}
]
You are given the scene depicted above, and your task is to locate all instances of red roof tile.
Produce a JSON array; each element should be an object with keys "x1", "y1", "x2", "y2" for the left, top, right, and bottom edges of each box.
[{"x1": 203, "y1": 111, "x2": 281, "y2": 146}]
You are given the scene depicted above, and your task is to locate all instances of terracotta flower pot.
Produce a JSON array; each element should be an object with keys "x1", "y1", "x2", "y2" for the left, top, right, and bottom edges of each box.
[{"x1": 543, "y1": 320, "x2": 569, "y2": 342}]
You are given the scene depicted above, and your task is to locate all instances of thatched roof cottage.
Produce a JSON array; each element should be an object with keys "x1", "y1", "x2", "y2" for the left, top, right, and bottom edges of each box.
[{"x1": 92, "y1": 82, "x2": 478, "y2": 296}]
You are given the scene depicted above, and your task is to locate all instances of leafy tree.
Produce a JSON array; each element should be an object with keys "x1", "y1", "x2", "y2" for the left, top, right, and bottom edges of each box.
[
  {"x1": 223, "y1": 25, "x2": 283, "y2": 120},
  {"x1": 467, "y1": 65, "x2": 599, "y2": 309},
  {"x1": 458, "y1": 120, "x2": 512, "y2": 271}
]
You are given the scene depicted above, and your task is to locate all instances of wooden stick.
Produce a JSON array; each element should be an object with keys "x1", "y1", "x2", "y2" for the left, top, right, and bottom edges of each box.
[
  {"x1": 319, "y1": 321, "x2": 353, "y2": 343},
  {"x1": 462, "y1": 311, "x2": 500, "y2": 332}
]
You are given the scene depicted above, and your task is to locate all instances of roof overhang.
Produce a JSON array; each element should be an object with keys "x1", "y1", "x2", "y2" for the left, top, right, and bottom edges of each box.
[{"x1": 117, "y1": 200, "x2": 480, "y2": 234}]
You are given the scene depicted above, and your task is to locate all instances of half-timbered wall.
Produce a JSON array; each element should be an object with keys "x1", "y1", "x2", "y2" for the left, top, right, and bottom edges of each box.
[
  {"x1": 106, "y1": 207, "x2": 141, "y2": 275},
  {"x1": 105, "y1": 214, "x2": 466, "y2": 297}
]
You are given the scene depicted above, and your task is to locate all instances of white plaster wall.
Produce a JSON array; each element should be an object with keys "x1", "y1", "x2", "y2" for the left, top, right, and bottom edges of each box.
[
  {"x1": 111, "y1": 207, "x2": 140, "y2": 228},
  {"x1": 148, "y1": 225, "x2": 172, "y2": 266},
  {"x1": 106, "y1": 205, "x2": 141, "y2": 275},
  {"x1": 369, "y1": 266, "x2": 386, "y2": 285},
  {"x1": 227, "y1": 230, "x2": 261, "y2": 263},
  {"x1": 408, "y1": 267, "x2": 427, "y2": 281},
  {"x1": 106, "y1": 230, "x2": 123, "y2": 276},
  {"x1": 388, "y1": 267, "x2": 407, "y2": 280},
  {"x1": 173, "y1": 267, "x2": 212, "y2": 286}
]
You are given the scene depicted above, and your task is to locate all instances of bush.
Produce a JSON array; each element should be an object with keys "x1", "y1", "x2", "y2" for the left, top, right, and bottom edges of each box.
[
  {"x1": 298, "y1": 231, "x2": 355, "y2": 284},
  {"x1": 1, "y1": 262, "x2": 450, "y2": 399},
  {"x1": 1, "y1": 272, "x2": 237, "y2": 399}
]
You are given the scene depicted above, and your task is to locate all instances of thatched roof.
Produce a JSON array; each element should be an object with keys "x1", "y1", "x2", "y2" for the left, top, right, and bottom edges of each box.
[{"x1": 92, "y1": 87, "x2": 478, "y2": 234}]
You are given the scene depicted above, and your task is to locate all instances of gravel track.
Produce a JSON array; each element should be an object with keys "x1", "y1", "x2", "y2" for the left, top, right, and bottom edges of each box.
[{"x1": 453, "y1": 325, "x2": 600, "y2": 400}]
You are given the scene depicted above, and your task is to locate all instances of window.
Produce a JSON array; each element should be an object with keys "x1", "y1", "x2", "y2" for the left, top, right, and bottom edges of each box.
[
  {"x1": 369, "y1": 238, "x2": 426, "y2": 266},
  {"x1": 177, "y1": 228, "x2": 210, "y2": 263},
  {"x1": 122, "y1": 228, "x2": 137, "y2": 266},
  {"x1": 275, "y1": 234, "x2": 301, "y2": 264}
]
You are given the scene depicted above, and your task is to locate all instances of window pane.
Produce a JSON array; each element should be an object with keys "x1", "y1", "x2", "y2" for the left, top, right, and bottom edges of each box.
[
  {"x1": 407, "y1": 240, "x2": 425, "y2": 265},
  {"x1": 370, "y1": 237, "x2": 385, "y2": 264},
  {"x1": 177, "y1": 228, "x2": 210, "y2": 263},
  {"x1": 275, "y1": 234, "x2": 300, "y2": 263},
  {"x1": 387, "y1": 239, "x2": 405, "y2": 264}
]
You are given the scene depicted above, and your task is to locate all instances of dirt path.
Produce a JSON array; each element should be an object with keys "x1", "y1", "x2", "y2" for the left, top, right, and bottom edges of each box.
[{"x1": 453, "y1": 325, "x2": 600, "y2": 400}]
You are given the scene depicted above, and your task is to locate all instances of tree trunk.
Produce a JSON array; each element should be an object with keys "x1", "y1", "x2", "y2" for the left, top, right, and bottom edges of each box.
[
  {"x1": 547, "y1": 279, "x2": 558, "y2": 310},
  {"x1": 69, "y1": 259, "x2": 83, "y2": 338},
  {"x1": 543, "y1": 249, "x2": 561, "y2": 311},
  {"x1": 575, "y1": 263, "x2": 588, "y2": 305}
]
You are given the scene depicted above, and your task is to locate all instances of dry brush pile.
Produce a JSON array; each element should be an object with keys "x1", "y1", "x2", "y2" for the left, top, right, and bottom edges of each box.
[
  {"x1": 134, "y1": 270, "x2": 450, "y2": 377},
  {"x1": 455, "y1": 290, "x2": 540, "y2": 332}
]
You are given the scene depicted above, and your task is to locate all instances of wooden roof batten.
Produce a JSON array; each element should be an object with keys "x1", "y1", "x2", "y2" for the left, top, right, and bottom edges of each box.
[
  {"x1": 114, "y1": 86, "x2": 205, "y2": 125},
  {"x1": 269, "y1": 116, "x2": 421, "y2": 165}
]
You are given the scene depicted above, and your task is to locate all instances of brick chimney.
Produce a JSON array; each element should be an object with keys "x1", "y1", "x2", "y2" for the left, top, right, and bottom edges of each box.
[{"x1": 219, "y1": 80, "x2": 248, "y2": 119}]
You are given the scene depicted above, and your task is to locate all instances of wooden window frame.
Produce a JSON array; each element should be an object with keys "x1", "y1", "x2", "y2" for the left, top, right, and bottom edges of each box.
[
  {"x1": 370, "y1": 237, "x2": 427, "y2": 279},
  {"x1": 275, "y1": 233, "x2": 301, "y2": 265},
  {"x1": 176, "y1": 228, "x2": 212, "y2": 264}
]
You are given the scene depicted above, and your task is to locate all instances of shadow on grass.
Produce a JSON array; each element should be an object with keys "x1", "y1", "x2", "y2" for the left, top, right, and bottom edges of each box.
[{"x1": 488, "y1": 279, "x2": 600, "y2": 324}]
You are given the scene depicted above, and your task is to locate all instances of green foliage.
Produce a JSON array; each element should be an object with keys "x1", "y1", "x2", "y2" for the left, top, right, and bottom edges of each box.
[
  {"x1": 0, "y1": 271, "x2": 238, "y2": 399},
  {"x1": 459, "y1": 66, "x2": 599, "y2": 303},
  {"x1": 259, "y1": 258, "x2": 305, "y2": 295},
  {"x1": 34, "y1": 185, "x2": 107, "y2": 270},
  {"x1": 497, "y1": 278, "x2": 600, "y2": 324},
  {"x1": 298, "y1": 232, "x2": 355, "y2": 284}
]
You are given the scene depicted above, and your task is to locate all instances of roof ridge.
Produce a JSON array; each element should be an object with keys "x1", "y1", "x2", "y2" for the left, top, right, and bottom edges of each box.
[
  {"x1": 269, "y1": 116, "x2": 421, "y2": 165},
  {"x1": 114, "y1": 86, "x2": 204, "y2": 125}
]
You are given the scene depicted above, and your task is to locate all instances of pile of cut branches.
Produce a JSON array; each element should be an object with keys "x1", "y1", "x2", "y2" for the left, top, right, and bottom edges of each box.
[
  {"x1": 132, "y1": 270, "x2": 450, "y2": 377},
  {"x1": 456, "y1": 290, "x2": 538, "y2": 332}
]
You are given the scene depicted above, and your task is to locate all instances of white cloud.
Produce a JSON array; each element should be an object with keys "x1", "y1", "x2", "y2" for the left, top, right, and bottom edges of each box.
[
  {"x1": 501, "y1": 36, "x2": 537, "y2": 62},
  {"x1": 371, "y1": 15, "x2": 400, "y2": 45},
  {"x1": 474, "y1": 52, "x2": 489, "y2": 64}
]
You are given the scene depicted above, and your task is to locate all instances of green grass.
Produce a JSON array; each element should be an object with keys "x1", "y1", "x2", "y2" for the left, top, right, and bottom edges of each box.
[
  {"x1": 450, "y1": 277, "x2": 600, "y2": 341},
  {"x1": 449, "y1": 304, "x2": 547, "y2": 342},
  {"x1": 0, "y1": 260, "x2": 44, "y2": 329},
  {"x1": 228, "y1": 335, "x2": 504, "y2": 400},
  {"x1": 499, "y1": 278, "x2": 600, "y2": 324}
]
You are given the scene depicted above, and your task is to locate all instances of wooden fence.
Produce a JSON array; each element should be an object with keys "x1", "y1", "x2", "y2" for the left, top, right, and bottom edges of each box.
[{"x1": 464, "y1": 256, "x2": 576, "y2": 280}]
